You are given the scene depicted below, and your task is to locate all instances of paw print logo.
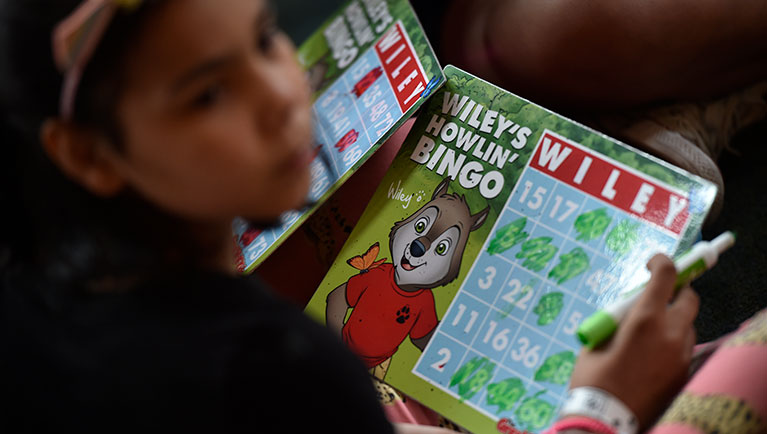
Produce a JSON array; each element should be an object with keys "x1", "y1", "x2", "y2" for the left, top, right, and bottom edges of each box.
[
  {"x1": 415, "y1": 190, "x2": 425, "y2": 203},
  {"x1": 396, "y1": 305, "x2": 411, "y2": 324}
]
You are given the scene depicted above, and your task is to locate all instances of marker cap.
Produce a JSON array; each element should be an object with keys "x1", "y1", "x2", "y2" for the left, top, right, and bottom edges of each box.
[
  {"x1": 710, "y1": 231, "x2": 735, "y2": 255},
  {"x1": 577, "y1": 310, "x2": 618, "y2": 349}
]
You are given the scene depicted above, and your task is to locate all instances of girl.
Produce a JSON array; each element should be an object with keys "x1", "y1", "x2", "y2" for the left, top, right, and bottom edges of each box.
[
  {"x1": 0, "y1": 1, "x2": 750, "y2": 434},
  {"x1": 0, "y1": 0, "x2": 409, "y2": 432}
]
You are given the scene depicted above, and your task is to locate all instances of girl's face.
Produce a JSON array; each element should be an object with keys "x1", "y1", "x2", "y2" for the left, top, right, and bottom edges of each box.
[{"x1": 111, "y1": 0, "x2": 314, "y2": 223}]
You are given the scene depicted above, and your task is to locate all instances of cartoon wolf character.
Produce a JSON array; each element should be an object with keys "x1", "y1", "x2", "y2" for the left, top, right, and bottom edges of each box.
[{"x1": 326, "y1": 178, "x2": 489, "y2": 372}]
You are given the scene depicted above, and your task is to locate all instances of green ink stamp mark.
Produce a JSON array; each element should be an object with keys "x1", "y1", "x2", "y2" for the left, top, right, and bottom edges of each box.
[
  {"x1": 606, "y1": 220, "x2": 640, "y2": 256},
  {"x1": 449, "y1": 356, "x2": 496, "y2": 402},
  {"x1": 574, "y1": 208, "x2": 612, "y2": 242},
  {"x1": 488, "y1": 217, "x2": 529, "y2": 255},
  {"x1": 516, "y1": 237, "x2": 558, "y2": 272},
  {"x1": 548, "y1": 247, "x2": 590, "y2": 284},
  {"x1": 534, "y1": 350, "x2": 576, "y2": 385},
  {"x1": 532, "y1": 292, "x2": 564, "y2": 326},
  {"x1": 485, "y1": 377, "x2": 526, "y2": 414},
  {"x1": 514, "y1": 390, "x2": 556, "y2": 431}
]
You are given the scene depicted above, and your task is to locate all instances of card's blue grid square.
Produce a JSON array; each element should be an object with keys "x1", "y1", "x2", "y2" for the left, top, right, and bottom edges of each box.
[
  {"x1": 492, "y1": 266, "x2": 541, "y2": 323},
  {"x1": 507, "y1": 168, "x2": 557, "y2": 220},
  {"x1": 439, "y1": 292, "x2": 490, "y2": 347},
  {"x1": 539, "y1": 182, "x2": 586, "y2": 236},
  {"x1": 415, "y1": 331, "x2": 469, "y2": 389},
  {"x1": 463, "y1": 253, "x2": 514, "y2": 306}
]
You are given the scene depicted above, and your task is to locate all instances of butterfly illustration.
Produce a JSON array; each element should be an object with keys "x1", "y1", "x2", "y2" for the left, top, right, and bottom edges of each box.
[{"x1": 347, "y1": 242, "x2": 387, "y2": 273}]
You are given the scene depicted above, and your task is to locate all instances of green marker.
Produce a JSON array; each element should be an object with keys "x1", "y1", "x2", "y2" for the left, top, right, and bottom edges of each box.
[{"x1": 577, "y1": 231, "x2": 736, "y2": 349}]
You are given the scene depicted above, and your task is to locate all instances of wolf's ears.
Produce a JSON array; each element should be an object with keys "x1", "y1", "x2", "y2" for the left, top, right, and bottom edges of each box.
[
  {"x1": 432, "y1": 178, "x2": 490, "y2": 231},
  {"x1": 432, "y1": 178, "x2": 450, "y2": 200},
  {"x1": 471, "y1": 207, "x2": 490, "y2": 232}
]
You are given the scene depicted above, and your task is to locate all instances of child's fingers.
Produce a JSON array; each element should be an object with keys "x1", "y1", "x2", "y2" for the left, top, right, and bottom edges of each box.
[
  {"x1": 667, "y1": 286, "x2": 700, "y2": 330},
  {"x1": 636, "y1": 254, "x2": 677, "y2": 311}
]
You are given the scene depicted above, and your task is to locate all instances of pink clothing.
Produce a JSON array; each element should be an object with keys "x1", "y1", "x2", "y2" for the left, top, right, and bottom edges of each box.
[{"x1": 649, "y1": 308, "x2": 767, "y2": 433}]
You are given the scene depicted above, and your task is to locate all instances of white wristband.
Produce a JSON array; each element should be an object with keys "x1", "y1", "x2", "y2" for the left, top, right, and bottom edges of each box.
[{"x1": 560, "y1": 387, "x2": 638, "y2": 434}]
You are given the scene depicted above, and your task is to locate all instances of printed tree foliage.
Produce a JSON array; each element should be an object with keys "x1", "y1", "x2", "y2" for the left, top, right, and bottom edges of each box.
[
  {"x1": 514, "y1": 391, "x2": 556, "y2": 432},
  {"x1": 532, "y1": 292, "x2": 565, "y2": 326},
  {"x1": 485, "y1": 377, "x2": 526, "y2": 414},
  {"x1": 573, "y1": 208, "x2": 612, "y2": 242},
  {"x1": 516, "y1": 237, "x2": 558, "y2": 272},
  {"x1": 450, "y1": 356, "x2": 496, "y2": 402},
  {"x1": 535, "y1": 351, "x2": 576, "y2": 385},
  {"x1": 548, "y1": 247, "x2": 590, "y2": 285},
  {"x1": 487, "y1": 217, "x2": 529, "y2": 255},
  {"x1": 606, "y1": 220, "x2": 641, "y2": 256}
]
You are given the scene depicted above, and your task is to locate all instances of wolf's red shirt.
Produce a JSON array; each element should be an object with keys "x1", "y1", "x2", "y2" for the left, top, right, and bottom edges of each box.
[{"x1": 343, "y1": 263, "x2": 438, "y2": 368}]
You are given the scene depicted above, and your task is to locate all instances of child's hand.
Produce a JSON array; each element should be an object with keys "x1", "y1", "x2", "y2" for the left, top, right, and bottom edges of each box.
[{"x1": 569, "y1": 254, "x2": 699, "y2": 428}]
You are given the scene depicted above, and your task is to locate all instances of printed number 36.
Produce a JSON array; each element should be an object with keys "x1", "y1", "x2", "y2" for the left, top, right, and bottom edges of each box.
[{"x1": 510, "y1": 337, "x2": 540, "y2": 368}]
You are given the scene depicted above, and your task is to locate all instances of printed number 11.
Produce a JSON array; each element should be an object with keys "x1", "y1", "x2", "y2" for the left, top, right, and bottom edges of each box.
[{"x1": 452, "y1": 304, "x2": 479, "y2": 334}]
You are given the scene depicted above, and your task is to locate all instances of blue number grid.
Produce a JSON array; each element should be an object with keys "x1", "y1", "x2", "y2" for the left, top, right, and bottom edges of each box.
[
  {"x1": 234, "y1": 43, "x2": 405, "y2": 270},
  {"x1": 414, "y1": 164, "x2": 681, "y2": 429},
  {"x1": 313, "y1": 47, "x2": 403, "y2": 179}
]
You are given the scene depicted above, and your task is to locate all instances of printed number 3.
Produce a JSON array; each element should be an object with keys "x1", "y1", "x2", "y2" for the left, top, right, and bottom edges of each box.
[{"x1": 478, "y1": 266, "x2": 496, "y2": 290}]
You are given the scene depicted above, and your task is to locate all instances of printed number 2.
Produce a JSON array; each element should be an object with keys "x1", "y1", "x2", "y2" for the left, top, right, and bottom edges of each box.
[{"x1": 430, "y1": 348, "x2": 451, "y2": 373}]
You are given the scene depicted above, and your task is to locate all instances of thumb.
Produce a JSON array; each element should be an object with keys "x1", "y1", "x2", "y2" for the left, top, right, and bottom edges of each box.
[{"x1": 636, "y1": 254, "x2": 677, "y2": 312}]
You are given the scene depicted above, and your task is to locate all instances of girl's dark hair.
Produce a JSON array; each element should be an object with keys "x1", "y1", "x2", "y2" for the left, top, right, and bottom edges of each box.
[{"x1": 0, "y1": 0, "x2": 206, "y2": 285}]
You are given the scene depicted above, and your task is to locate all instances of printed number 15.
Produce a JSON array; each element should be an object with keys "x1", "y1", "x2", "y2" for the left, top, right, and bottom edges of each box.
[{"x1": 519, "y1": 181, "x2": 547, "y2": 210}]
